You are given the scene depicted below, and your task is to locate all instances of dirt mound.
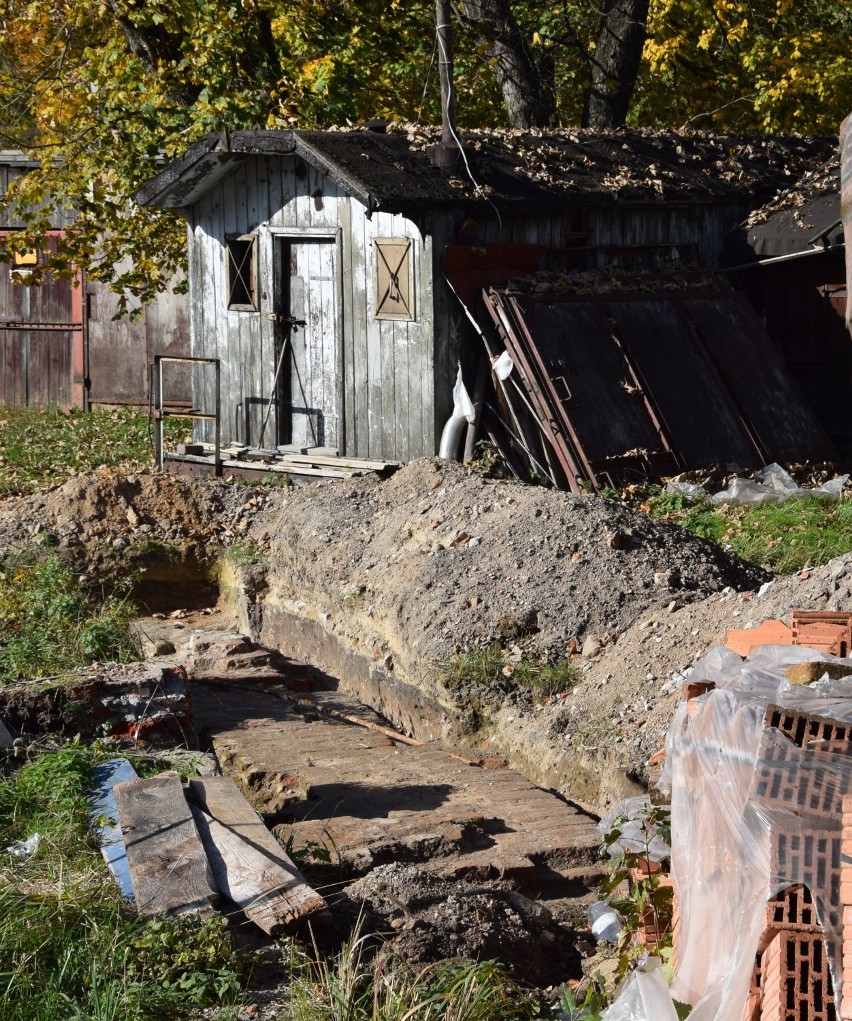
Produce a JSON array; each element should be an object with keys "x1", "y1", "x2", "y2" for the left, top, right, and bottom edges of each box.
[
  {"x1": 332, "y1": 863, "x2": 583, "y2": 988},
  {"x1": 255, "y1": 458, "x2": 767, "y2": 672},
  {"x1": 0, "y1": 466, "x2": 266, "y2": 556},
  {"x1": 0, "y1": 458, "x2": 776, "y2": 808}
]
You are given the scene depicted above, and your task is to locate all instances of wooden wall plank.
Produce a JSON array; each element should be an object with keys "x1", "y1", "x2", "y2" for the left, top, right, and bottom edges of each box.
[
  {"x1": 113, "y1": 771, "x2": 218, "y2": 918},
  {"x1": 350, "y1": 201, "x2": 370, "y2": 457},
  {"x1": 187, "y1": 777, "x2": 329, "y2": 933},
  {"x1": 428, "y1": 211, "x2": 458, "y2": 453}
]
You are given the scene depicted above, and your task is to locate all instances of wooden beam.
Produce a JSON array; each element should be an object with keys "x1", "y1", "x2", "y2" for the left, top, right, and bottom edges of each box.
[
  {"x1": 187, "y1": 777, "x2": 330, "y2": 933},
  {"x1": 113, "y1": 771, "x2": 218, "y2": 917},
  {"x1": 89, "y1": 757, "x2": 138, "y2": 902}
]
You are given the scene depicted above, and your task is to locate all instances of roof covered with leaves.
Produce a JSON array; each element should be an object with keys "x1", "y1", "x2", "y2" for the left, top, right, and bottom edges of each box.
[
  {"x1": 136, "y1": 123, "x2": 838, "y2": 215},
  {"x1": 743, "y1": 155, "x2": 842, "y2": 256}
]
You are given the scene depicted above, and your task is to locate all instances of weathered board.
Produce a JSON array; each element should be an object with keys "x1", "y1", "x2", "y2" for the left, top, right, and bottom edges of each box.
[
  {"x1": 186, "y1": 776, "x2": 329, "y2": 933},
  {"x1": 113, "y1": 770, "x2": 218, "y2": 917},
  {"x1": 89, "y1": 757, "x2": 138, "y2": 901}
]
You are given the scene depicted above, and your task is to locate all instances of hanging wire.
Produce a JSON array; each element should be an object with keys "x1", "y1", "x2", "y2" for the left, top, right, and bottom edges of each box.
[
  {"x1": 435, "y1": 20, "x2": 481, "y2": 192},
  {"x1": 417, "y1": 37, "x2": 438, "y2": 125}
]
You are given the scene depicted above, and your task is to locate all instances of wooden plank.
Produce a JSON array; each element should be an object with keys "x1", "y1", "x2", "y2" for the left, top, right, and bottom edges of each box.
[
  {"x1": 89, "y1": 757, "x2": 138, "y2": 901},
  {"x1": 270, "y1": 452, "x2": 399, "y2": 471},
  {"x1": 349, "y1": 200, "x2": 370, "y2": 458},
  {"x1": 113, "y1": 770, "x2": 218, "y2": 917},
  {"x1": 187, "y1": 777, "x2": 330, "y2": 933}
]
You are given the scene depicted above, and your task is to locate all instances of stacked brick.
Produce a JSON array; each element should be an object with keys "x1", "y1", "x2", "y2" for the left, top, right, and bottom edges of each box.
[
  {"x1": 743, "y1": 704, "x2": 852, "y2": 1021},
  {"x1": 627, "y1": 856, "x2": 675, "y2": 951},
  {"x1": 842, "y1": 794, "x2": 852, "y2": 1021}
]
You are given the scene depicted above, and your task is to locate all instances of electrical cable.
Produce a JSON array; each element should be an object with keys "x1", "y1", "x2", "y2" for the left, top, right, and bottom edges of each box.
[
  {"x1": 435, "y1": 20, "x2": 504, "y2": 235},
  {"x1": 417, "y1": 37, "x2": 438, "y2": 125}
]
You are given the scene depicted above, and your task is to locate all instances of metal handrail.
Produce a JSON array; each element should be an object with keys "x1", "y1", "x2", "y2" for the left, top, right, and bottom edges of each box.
[{"x1": 153, "y1": 355, "x2": 221, "y2": 475}]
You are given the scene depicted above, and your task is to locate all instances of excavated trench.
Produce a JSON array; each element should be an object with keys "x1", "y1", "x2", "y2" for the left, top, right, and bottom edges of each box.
[{"x1": 5, "y1": 461, "x2": 852, "y2": 990}]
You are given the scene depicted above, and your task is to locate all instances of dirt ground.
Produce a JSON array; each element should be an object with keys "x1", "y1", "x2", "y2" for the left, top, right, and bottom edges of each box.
[
  {"x1": 1, "y1": 457, "x2": 848, "y2": 811},
  {"x1": 6, "y1": 457, "x2": 852, "y2": 1005}
]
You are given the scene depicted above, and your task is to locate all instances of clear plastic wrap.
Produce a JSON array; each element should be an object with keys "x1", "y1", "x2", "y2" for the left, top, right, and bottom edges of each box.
[
  {"x1": 666, "y1": 464, "x2": 848, "y2": 507},
  {"x1": 708, "y1": 463, "x2": 848, "y2": 507},
  {"x1": 598, "y1": 795, "x2": 671, "y2": 862},
  {"x1": 662, "y1": 644, "x2": 852, "y2": 1021},
  {"x1": 601, "y1": 957, "x2": 679, "y2": 1021}
]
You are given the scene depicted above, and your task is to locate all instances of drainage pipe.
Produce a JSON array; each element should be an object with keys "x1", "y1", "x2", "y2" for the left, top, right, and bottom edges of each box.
[{"x1": 439, "y1": 411, "x2": 468, "y2": 461}]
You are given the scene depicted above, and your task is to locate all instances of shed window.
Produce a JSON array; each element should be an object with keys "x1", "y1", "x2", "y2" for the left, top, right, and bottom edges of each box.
[
  {"x1": 13, "y1": 248, "x2": 38, "y2": 267},
  {"x1": 226, "y1": 236, "x2": 257, "y2": 311},
  {"x1": 375, "y1": 238, "x2": 414, "y2": 320}
]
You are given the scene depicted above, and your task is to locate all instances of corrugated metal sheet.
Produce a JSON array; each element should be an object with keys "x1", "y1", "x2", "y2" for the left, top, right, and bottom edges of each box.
[{"x1": 483, "y1": 285, "x2": 836, "y2": 492}]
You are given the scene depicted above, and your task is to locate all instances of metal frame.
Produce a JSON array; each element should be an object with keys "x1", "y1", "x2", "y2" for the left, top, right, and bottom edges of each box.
[{"x1": 153, "y1": 355, "x2": 221, "y2": 475}]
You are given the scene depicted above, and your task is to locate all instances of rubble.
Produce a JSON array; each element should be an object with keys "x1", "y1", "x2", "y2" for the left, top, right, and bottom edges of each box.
[{"x1": 0, "y1": 662, "x2": 195, "y2": 746}]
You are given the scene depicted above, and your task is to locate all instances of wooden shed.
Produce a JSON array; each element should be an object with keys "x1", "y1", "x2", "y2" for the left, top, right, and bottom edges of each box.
[
  {"x1": 1, "y1": 151, "x2": 189, "y2": 410},
  {"x1": 731, "y1": 155, "x2": 850, "y2": 451},
  {"x1": 137, "y1": 126, "x2": 836, "y2": 463}
]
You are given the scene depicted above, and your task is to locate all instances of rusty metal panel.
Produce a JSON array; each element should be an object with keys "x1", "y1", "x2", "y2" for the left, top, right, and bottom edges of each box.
[
  {"x1": 510, "y1": 297, "x2": 665, "y2": 462},
  {"x1": 682, "y1": 295, "x2": 836, "y2": 463},
  {"x1": 603, "y1": 296, "x2": 762, "y2": 468},
  {"x1": 483, "y1": 284, "x2": 835, "y2": 490}
]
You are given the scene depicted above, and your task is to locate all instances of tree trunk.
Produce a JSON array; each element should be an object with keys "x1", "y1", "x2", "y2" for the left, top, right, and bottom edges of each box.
[
  {"x1": 583, "y1": 0, "x2": 649, "y2": 128},
  {"x1": 458, "y1": 0, "x2": 553, "y2": 128}
]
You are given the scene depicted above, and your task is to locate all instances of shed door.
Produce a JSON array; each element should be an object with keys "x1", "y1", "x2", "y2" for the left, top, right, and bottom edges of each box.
[
  {"x1": 0, "y1": 232, "x2": 86, "y2": 409},
  {"x1": 277, "y1": 237, "x2": 339, "y2": 449}
]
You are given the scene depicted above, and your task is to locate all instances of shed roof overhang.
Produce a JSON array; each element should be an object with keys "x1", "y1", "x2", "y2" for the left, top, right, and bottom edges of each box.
[
  {"x1": 747, "y1": 192, "x2": 844, "y2": 258},
  {"x1": 135, "y1": 130, "x2": 378, "y2": 212}
]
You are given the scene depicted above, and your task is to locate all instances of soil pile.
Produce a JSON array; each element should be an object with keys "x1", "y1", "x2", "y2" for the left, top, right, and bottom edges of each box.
[
  {"x1": 4, "y1": 457, "x2": 848, "y2": 808},
  {"x1": 333, "y1": 863, "x2": 583, "y2": 988}
]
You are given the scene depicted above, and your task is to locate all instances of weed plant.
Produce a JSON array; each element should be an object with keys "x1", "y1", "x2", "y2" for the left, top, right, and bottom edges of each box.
[
  {"x1": 0, "y1": 745, "x2": 243, "y2": 1021},
  {"x1": 598, "y1": 803, "x2": 675, "y2": 986},
  {"x1": 285, "y1": 929, "x2": 536, "y2": 1021},
  {"x1": 0, "y1": 405, "x2": 190, "y2": 496},
  {"x1": 442, "y1": 645, "x2": 578, "y2": 699},
  {"x1": 645, "y1": 489, "x2": 852, "y2": 573},
  {"x1": 0, "y1": 549, "x2": 139, "y2": 683}
]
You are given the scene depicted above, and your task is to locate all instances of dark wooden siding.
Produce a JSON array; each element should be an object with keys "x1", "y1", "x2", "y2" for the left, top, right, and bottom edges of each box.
[
  {"x1": 2, "y1": 155, "x2": 189, "y2": 409},
  {"x1": 0, "y1": 233, "x2": 84, "y2": 408}
]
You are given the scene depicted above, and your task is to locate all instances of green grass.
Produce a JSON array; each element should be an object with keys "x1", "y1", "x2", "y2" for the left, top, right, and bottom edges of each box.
[
  {"x1": 0, "y1": 548, "x2": 139, "y2": 683},
  {"x1": 0, "y1": 745, "x2": 539, "y2": 1021},
  {"x1": 285, "y1": 930, "x2": 536, "y2": 1021},
  {"x1": 645, "y1": 490, "x2": 852, "y2": 573},
  {"x1": 442, "y1": 645, "x2": 578, "y2": 699},
  {"x1": 0, "y1": 746, "x2": 244, "y2": 1021},
  {"x1": 0, "y1": 406, "x2": 190, "y2": 496}
]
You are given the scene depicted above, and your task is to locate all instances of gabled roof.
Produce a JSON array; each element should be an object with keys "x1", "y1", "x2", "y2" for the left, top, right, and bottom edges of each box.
[{"x1": 136, "y1": 125, "x2": 837, "y2": 215}]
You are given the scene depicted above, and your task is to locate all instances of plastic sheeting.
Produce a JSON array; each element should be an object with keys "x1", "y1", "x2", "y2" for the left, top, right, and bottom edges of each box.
[
  {"x1": 666, "y1": 463, "x2": 848, "y2": 507},
  {"x1": 601, "y1": 957, "x2": 679, "y2": 1021},
  {"x1": 598, "y1": 795, "x2": 671, "y2": 863},
  {"x1": 660, "y1": 643, "x2": 852, "y2": 1021}
]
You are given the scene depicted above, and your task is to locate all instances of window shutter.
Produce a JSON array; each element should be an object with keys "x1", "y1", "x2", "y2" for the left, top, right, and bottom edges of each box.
[{"x1": 375, "y1": 238, "x2": 414, "y2": 321}]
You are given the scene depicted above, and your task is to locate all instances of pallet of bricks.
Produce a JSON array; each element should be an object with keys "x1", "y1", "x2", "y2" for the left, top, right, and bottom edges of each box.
[{"x1": 661, "y1": 644, "x2": 852, "y2": 1021}]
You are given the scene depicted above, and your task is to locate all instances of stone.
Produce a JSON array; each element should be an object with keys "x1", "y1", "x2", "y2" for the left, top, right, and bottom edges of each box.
[
  {"x1": 785, "y1": 661, "x2": 852, "y2": 686},
  {"x1": 582, "y1": 636, "x2": 602, "y2": 658}
]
